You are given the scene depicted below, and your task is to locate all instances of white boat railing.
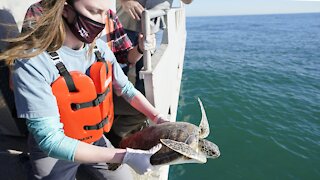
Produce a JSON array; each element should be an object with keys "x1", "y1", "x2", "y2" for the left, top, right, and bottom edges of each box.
[
  {"x1": 140, "y1": 7, "x2": 186, "y2": 124},
  {"x1": 133, "y1": 5, "x2": 186, "y2": 180}
]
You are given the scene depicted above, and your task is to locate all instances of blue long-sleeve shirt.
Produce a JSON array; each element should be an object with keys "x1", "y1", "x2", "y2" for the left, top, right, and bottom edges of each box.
[{"x1": 13, "y1": 39, "x2": 138, "y2": 161}]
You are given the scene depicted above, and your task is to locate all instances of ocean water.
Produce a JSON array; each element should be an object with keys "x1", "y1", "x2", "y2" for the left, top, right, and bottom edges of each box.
[{"x1": 169, "y1": 13, "x2": 320, "y2": 180}]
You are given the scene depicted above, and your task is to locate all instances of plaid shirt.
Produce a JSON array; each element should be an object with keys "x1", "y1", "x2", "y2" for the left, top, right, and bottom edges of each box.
[{"x1": 22, "y1": 2, "x2": 133, "y2": 64}]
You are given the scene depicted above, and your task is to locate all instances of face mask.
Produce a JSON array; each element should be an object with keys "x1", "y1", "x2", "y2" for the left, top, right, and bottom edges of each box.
[{"x1": 64, "y1": 6, "x2": 105, "y2": 43}]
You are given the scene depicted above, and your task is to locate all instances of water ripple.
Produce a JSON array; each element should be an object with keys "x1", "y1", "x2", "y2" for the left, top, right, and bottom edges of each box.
[{"x1": 270, "y1": 136, "x2": 309, "y2": 159}]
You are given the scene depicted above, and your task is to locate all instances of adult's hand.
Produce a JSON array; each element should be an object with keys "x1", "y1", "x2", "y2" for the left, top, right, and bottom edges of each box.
[
  {"x1": 141, "y1": 33, "x2": 156, "y2": 52},
  {"x1": 120, "y1": 0, "x2": 144, "y2": 20},
  {"x1": 153, "y1": 114, "x2": 170, "y2": 124}
]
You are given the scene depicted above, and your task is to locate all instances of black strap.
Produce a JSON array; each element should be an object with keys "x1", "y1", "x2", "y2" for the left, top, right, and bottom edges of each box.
[
  {"x1": 56, "y1": 62, "x2": 77, "y2": 92},
  {"x1": 94, "y1": 50, "x2": 104, "y2": 62},
  {"x1": 84, "y1": 117, "x2": 108, "y2": 130},
  {"x1": 47, "y1": 51, "x2": 77, "y2": 92},
  {"x1": 71, "y1": 87, "x2": 110, "y2": 110},
  {"x1": 94, "y1": 46, "x2": 108, "y2": 74}
]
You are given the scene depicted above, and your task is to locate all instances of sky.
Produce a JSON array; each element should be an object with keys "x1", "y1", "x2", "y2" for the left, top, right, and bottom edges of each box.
[{"x1": 181, "y1": 0, "x2": 320, "y2": 16}]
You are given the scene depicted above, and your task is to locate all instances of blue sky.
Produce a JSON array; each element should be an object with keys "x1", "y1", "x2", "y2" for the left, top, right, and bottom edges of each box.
[{"x1": 181, "y1": 0, "x2": 320, "y2": 16}]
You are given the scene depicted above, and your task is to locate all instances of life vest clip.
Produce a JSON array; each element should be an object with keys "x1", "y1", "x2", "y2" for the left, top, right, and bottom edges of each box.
[{"x1": 83, "y1": 117, "x2": 108, "y2": 130}]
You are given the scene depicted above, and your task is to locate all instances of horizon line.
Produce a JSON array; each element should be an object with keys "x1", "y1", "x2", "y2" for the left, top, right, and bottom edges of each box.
[{"x1": 186, "y1": 11, "x2": 320, "y2": 17}]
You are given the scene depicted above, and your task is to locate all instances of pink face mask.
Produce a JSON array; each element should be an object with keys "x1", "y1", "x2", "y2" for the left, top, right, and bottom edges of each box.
[{"x1": 64, "y1": 6, "x2": 105, "y2": 43}]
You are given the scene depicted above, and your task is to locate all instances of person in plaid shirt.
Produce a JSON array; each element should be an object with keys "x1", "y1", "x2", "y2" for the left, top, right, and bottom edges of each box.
[{"x1": 109, "y1": 0, "x2": 194, "y2": 147}]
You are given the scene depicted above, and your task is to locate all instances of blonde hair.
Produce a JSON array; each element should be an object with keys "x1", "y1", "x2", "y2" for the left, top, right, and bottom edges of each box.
[{"x1": 0, "y1": 0, "x2": 66, "y2": 64}]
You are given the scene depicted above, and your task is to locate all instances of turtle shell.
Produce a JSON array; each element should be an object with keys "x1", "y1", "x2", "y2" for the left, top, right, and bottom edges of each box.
[{"x1": 119, "y1": 122, "x2": 200, "y2": 165}]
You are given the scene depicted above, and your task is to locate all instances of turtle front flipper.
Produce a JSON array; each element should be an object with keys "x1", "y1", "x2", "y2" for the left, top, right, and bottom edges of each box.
[
  {"x1": 197, "y1": 98, "x2": 210, "y2": 138},
  {"x1": 160, "y1": 139, "x2": 207, "y2": 164}
]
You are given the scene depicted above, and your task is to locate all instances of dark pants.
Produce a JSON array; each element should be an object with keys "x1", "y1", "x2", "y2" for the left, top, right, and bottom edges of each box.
[{"x1": 106, "y1": 29, "x2": 147, "y2": 148}]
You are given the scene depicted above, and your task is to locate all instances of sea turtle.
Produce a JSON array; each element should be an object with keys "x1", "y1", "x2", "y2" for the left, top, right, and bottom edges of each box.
[{"x1": 118, "y1": 98, "x2": 220, "y2": 166}]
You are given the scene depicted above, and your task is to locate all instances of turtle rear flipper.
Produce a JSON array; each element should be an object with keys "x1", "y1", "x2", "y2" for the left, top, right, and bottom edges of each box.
[{"x1": 160, "y1": 139, "x2": 207, "y2": 164}]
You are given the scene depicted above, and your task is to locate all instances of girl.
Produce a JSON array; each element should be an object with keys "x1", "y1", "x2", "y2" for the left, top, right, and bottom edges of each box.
[{"x1": 0, "y1": 0, "x2": 168, "y2": 179}]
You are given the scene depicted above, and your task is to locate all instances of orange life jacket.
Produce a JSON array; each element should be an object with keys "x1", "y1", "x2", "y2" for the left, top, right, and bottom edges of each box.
[{"x1": 48, "y1": 48, "x2": 114, "y2": 143}]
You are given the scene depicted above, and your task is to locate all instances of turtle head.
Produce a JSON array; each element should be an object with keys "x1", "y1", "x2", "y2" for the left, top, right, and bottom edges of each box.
[{"x1": 198, "y1": 139, "x2": 220, "y2": 159}]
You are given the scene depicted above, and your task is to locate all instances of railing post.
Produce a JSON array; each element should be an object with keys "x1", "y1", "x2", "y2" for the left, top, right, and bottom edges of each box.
[{"x1": 141, "y1": 10, "x2": 152, "y2": 72}]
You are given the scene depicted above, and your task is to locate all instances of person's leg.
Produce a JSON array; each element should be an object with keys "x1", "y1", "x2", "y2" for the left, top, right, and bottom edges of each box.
[
  {"x1": 107, "y1": 29, "x2": 148, "y2": 147},
  {"x1": 28, "y1": 135, "x2": 79, "y2": 180},
  {"x1": 108, "y1": 99, "x2": 148, "y2": 147},
  {"x1": 111, "y1": 113, "x2": 148, "y2": 137},
  {"x1": 122, "y1": 29, "x2": 144, "y2": 96},
  {"x1": 79, "y1": 136, "x2": 133, "y2": 180},
  {"x1": 134, "y1": 58, "x2": 145, "y2": 94}
]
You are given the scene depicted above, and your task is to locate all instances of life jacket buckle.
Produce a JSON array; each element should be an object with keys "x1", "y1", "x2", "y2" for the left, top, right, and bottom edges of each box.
[
  {"x1": 83, "y1": 117, "x2": 108, "y2": 130},
  {"x1": 92, "y1": 98, "x2": 101, "y2": 106},
  {"x1": 48, "y1": 51, "x2": 59, "y2": 60},
  {"x1": 71, "y1": 103, "x2": 81, "y2": 111}
]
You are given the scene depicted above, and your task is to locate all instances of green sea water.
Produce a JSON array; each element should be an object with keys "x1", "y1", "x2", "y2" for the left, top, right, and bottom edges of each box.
[{"x1": 169, "y1": 13, "x2": 320, "y2": 180}]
